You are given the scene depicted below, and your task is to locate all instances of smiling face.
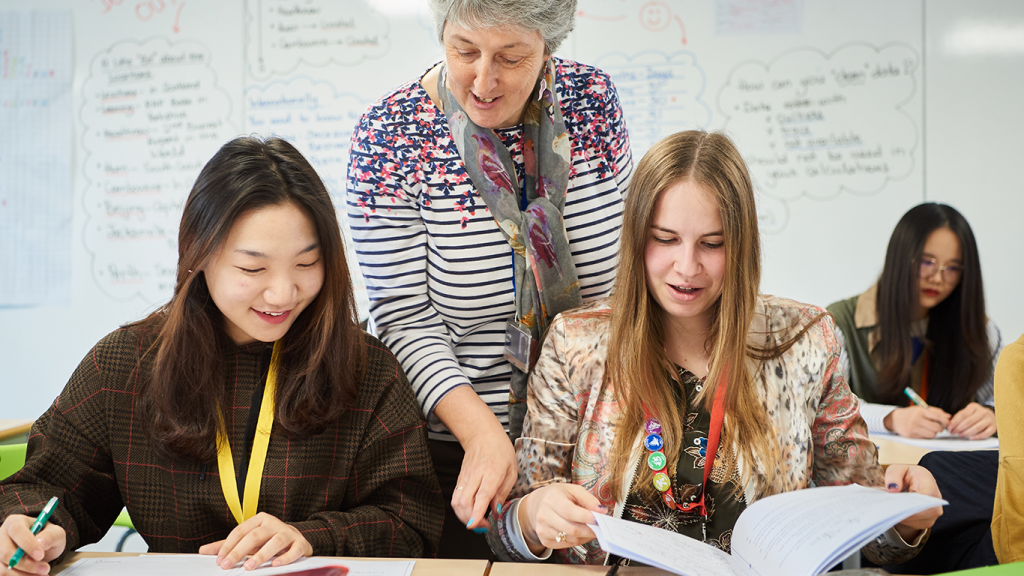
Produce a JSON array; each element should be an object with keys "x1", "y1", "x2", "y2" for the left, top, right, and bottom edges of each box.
[
  {"x1": 644, "y1": 179, "x2": 727, "y2": 334},
  {"x1": 918, "y1": 226, "x2": 962, "y2": 317},
  {"x1": 203, "y1": 201, "x2": 324, "y2": 345},
  {"x1": 639, "y1": 1, "x2": 671, "y2": 32},
  {"x1": 442, "y1": 20, "x2": 548, "y2": 129}
]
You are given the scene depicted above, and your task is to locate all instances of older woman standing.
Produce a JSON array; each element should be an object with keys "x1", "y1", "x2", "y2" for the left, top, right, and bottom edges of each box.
[{"x1": 346, "y1": 0, "x2": 632, "y2": 559}]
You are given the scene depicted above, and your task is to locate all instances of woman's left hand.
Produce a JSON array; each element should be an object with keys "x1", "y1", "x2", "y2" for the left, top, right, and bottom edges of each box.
[
  {"x1": 948, "y1": 402, "x2": 997, "y2": 439},
  {"x1": 885, "y1": 464, "x2": 943, "y2": 543},
  {"x1": 198, "y1": 512, "x2": 313, "y2": 570}
]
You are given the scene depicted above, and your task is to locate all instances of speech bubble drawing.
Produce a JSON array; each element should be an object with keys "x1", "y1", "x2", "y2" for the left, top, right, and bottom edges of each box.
[
  {"x1": 595, "y1": 51, "x2": 711, "y2": 159},
  {"x1": 245, "y1": 78, "x2": 371, "y2": 315},
  {"x1": 755, "y1": 193, "x2": 790, "y2": 236},
  {"x1": 246, "y1": 0, "x2": 391, "y2": 79},
  {"x1": 81, "y1": 38, "x2": 237, "y2": 303},
  {"x1": 718, "y1": 43, "x2": 920, "y2": 210}
]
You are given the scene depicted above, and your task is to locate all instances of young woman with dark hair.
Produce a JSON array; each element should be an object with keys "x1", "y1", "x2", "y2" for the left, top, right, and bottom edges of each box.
[
  {"x1": 828, "y1": 203, "x2": 1001, "y2": 439},
  {"x1": 0, "y1": 137, "x2": 442, "y2": 574},
  {"x1": 484, "y1": 130, "x2": 941, "y2": 566}
]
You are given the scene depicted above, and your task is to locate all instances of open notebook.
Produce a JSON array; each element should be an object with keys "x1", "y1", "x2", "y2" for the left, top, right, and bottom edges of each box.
[{"x1": 591, "y1": 484, "x2": 945, "y2": 576}]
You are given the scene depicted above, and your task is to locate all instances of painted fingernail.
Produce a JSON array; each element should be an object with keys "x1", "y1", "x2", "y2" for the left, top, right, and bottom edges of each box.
[
  {"x1": 466, "y1": 518, "x2": 475, "y2": 528},
  {"x1": 472, "y1": 527, "x2": 490, "y2": 534},
  {"x1": 496, "y1": 502, "x2": 503, "y2": 514},
  {"x1": 598, "y1": 505, "x2": 608, "y2": 511},
  {"x1": 888, "y1": 483, "x2": 899, "y2": 490}
]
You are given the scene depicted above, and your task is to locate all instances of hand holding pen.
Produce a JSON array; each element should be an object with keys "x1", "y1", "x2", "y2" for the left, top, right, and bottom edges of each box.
[
  {"x1": 2, "y1": 497, "x2": 65, "y2": 575},
  {"x1": 904, "y1": 385, "x2": 997, "y2": 440},
  {"x1": 882, "y1": 388, "x2": 950, "y2": 438},
  {"x1": 902, "y1": 386, "x2": 929, "y2": 408}
]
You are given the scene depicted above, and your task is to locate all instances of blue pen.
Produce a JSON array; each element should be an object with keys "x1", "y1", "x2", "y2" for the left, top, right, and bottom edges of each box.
[{"x1": 7, "y1": 497, "x2": 59, "y2": 569}]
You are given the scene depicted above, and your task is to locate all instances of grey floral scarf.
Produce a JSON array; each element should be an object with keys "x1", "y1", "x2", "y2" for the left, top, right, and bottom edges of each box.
[{"x1": 439, "y1": 59, "x2": 582, "y2": 439}]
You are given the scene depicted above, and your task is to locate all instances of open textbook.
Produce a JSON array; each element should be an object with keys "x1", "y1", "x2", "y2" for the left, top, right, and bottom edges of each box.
[{"x1": 591, "y1": 484, "x2": 946, "y2": 576}]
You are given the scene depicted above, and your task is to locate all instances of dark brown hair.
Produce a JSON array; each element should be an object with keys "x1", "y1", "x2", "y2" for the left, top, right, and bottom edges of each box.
[
  {"x1": 875, "y1": 202, "x2": 990, "y2": 411},
  {"x1": 132, "y1": 136, "x2": 365, "y2": 462}
]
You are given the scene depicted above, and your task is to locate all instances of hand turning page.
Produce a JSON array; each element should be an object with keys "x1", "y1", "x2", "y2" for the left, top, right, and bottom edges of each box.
[{"x1": 591, "y1": 484, "x2": 945, "y2": 576}]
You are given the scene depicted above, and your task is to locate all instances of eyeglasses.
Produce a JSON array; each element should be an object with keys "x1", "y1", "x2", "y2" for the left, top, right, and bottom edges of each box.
[{"x1": 919, "y1": 257, "x2": 963, "y2": 284}]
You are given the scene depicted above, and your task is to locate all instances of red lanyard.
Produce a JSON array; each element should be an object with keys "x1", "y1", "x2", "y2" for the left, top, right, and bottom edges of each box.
[{"x1": 641, "y1": 364, "x2": 728, "y2": 517}]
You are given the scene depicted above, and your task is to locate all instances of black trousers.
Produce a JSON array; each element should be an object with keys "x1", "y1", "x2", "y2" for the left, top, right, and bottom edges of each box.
[
  {"x1": 883, "y1": 450, "x2": 999, "y2": 574},
  {"x1": 427, "y1": 439, "x2": 500, "y2": 561}
]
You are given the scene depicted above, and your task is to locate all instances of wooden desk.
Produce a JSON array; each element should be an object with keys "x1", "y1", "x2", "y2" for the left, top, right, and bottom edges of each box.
[
  {"x1": 490, "y1": 564, "x2": 666, "y2": 575},
  {"x1": 53, "y1": 552, "x2": 490, "y2": 576},
  {"x1": 0, "y1": 419, "x2": 33, "y2": 442},
  {"x1": 871, "y1": 435, "x2": 931, "y2": 466}
]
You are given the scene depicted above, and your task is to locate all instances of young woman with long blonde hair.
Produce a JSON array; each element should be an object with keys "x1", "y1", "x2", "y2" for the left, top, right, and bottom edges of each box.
[{"x1": 484, "y1": 130, "x2": 942, "y2": 566}]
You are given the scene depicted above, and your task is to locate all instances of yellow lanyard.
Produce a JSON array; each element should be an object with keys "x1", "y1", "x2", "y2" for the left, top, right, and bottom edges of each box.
[{"x1": 216, "y1": 341, "x2": 280, "y2": 525}]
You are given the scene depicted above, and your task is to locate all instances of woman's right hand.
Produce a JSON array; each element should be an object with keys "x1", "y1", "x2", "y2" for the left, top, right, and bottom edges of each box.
[
  {"x1": 453, "y1": 421, "x2": 517, "y2": 532},
  {"x1": 435, "y1": 386, "x2": 518, "y2": 532},
  {"x1": 1, "y1": 514, "x2": 65, "y2": 575},
  {"x1": 884, "y1": 405, "x2": 951, "y2": 438},
  {"x1": 519, "y1": 484, "x2": 605, "y2": 555}
]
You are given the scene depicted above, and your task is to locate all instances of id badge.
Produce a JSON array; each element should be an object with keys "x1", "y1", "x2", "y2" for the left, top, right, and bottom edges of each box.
[{"x1": 503, "y1": 319, "x2": 537, "y2": 372}]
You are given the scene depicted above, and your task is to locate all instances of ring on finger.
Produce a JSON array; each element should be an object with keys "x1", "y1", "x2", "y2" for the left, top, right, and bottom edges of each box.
[
  {"x1": 456, "y1": 486, "x2": 464, "y2": 490},
  {"x1": 556, "y1": 531, "x2": 567, "y2": 544}
]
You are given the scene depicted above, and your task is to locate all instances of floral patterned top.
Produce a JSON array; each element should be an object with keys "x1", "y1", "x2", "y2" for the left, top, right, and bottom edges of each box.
[
  {"x1": 346, "y1": 58, "x2": 633, "y2": 438},
  {"x1": 486, "y1": 296, "x2": 927, "y2": 565},
  {"x1": 622, "y1": 368, "x2": 746, "y2": 554}
]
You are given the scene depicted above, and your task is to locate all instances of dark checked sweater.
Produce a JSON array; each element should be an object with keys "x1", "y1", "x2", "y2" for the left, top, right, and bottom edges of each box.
[{"x1": 0, "y1": 328, "x2": 442, "y2": 559}]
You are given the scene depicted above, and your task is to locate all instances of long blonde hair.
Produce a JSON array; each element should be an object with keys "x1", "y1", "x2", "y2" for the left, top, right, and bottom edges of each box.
[{"x1": 606, "y1": 130, "x2": 791, "y2": 501}]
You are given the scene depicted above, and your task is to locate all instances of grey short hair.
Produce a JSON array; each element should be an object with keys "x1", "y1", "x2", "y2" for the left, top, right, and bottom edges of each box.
[{"x1": 428, "y1": 0, "x2": 577, "y2": 55}]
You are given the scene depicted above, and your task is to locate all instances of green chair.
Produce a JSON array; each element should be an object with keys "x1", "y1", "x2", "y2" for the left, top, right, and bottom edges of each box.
[
  {"x1": 0, "y1": 443, "x2": 27, "y2": 481},
  {"x1": 0, "y1": 440, "x2": 27, "y2": 481},
  {"x1": 0, "y1": 443, "x2": 138, "y2": 551},
  {"x1": 113, "y1": 509, "x2": 137, "y2": 551}
]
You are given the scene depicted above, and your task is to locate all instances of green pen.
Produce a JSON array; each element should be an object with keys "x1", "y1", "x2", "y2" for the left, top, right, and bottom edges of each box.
[
  {"x1": 7, "y1": 497, "x2": 59, "y2": 569},
  {"x1": 903, "y1": 386, "x2": 929, "y2": 407}
]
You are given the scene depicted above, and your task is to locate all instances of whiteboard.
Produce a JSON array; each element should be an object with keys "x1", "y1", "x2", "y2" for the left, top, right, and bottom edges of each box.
[{"x1": 1, "y1": 0, "x2": 1022, "y2": 420}]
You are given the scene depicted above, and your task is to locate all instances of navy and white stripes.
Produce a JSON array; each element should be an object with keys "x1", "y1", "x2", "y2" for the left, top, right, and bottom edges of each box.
[{"x1": 347, "y1": 59, "x2": 633, "y2": 439}]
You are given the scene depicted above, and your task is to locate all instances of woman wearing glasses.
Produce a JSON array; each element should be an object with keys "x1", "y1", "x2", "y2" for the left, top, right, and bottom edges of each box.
[{"x1": 827, "y1": 203, "x2": 1001, "y2": 440}]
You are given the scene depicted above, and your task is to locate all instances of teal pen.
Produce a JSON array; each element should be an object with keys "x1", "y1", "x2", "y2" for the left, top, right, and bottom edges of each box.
[
  {"x1": 7, "y1": 497, "x2": 59, "y2": 569},
  {"x1": 903, "y1": 386, "x2": 929, "y2": 407}
]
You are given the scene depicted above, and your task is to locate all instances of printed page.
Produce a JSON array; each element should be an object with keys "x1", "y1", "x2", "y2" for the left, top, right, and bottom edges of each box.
[
  {"x1": 730, "y1": 484, "x2": 946, "y2": 576},
  {"x1": 59, "y1": 555, "x2": 415, "y2": 576},
  {"x1": 592, "y1": 514, "x2": 742, "y2": 576},
  {"x1": 872, "y1": 430, "x2": 999, "y2": 451}
]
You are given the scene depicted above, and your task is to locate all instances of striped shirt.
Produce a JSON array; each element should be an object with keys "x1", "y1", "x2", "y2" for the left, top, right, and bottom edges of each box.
[{"x1": 346, "y1": 58, "x2": 633, "y2": 439}]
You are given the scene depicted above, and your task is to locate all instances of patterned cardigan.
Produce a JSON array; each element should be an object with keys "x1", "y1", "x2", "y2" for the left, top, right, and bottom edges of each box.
[
  {"x1": 0, "y1": 328, "x2": 443, "y2": 560},
  {"x1": 486, "y1": 297, "x2": 927, "y2": 565}
]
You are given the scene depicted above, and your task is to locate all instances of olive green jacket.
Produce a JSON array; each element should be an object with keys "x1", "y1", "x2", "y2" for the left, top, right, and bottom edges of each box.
[{"x1": 828, "y1": 284, "x2": 999, "y2": 434}]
